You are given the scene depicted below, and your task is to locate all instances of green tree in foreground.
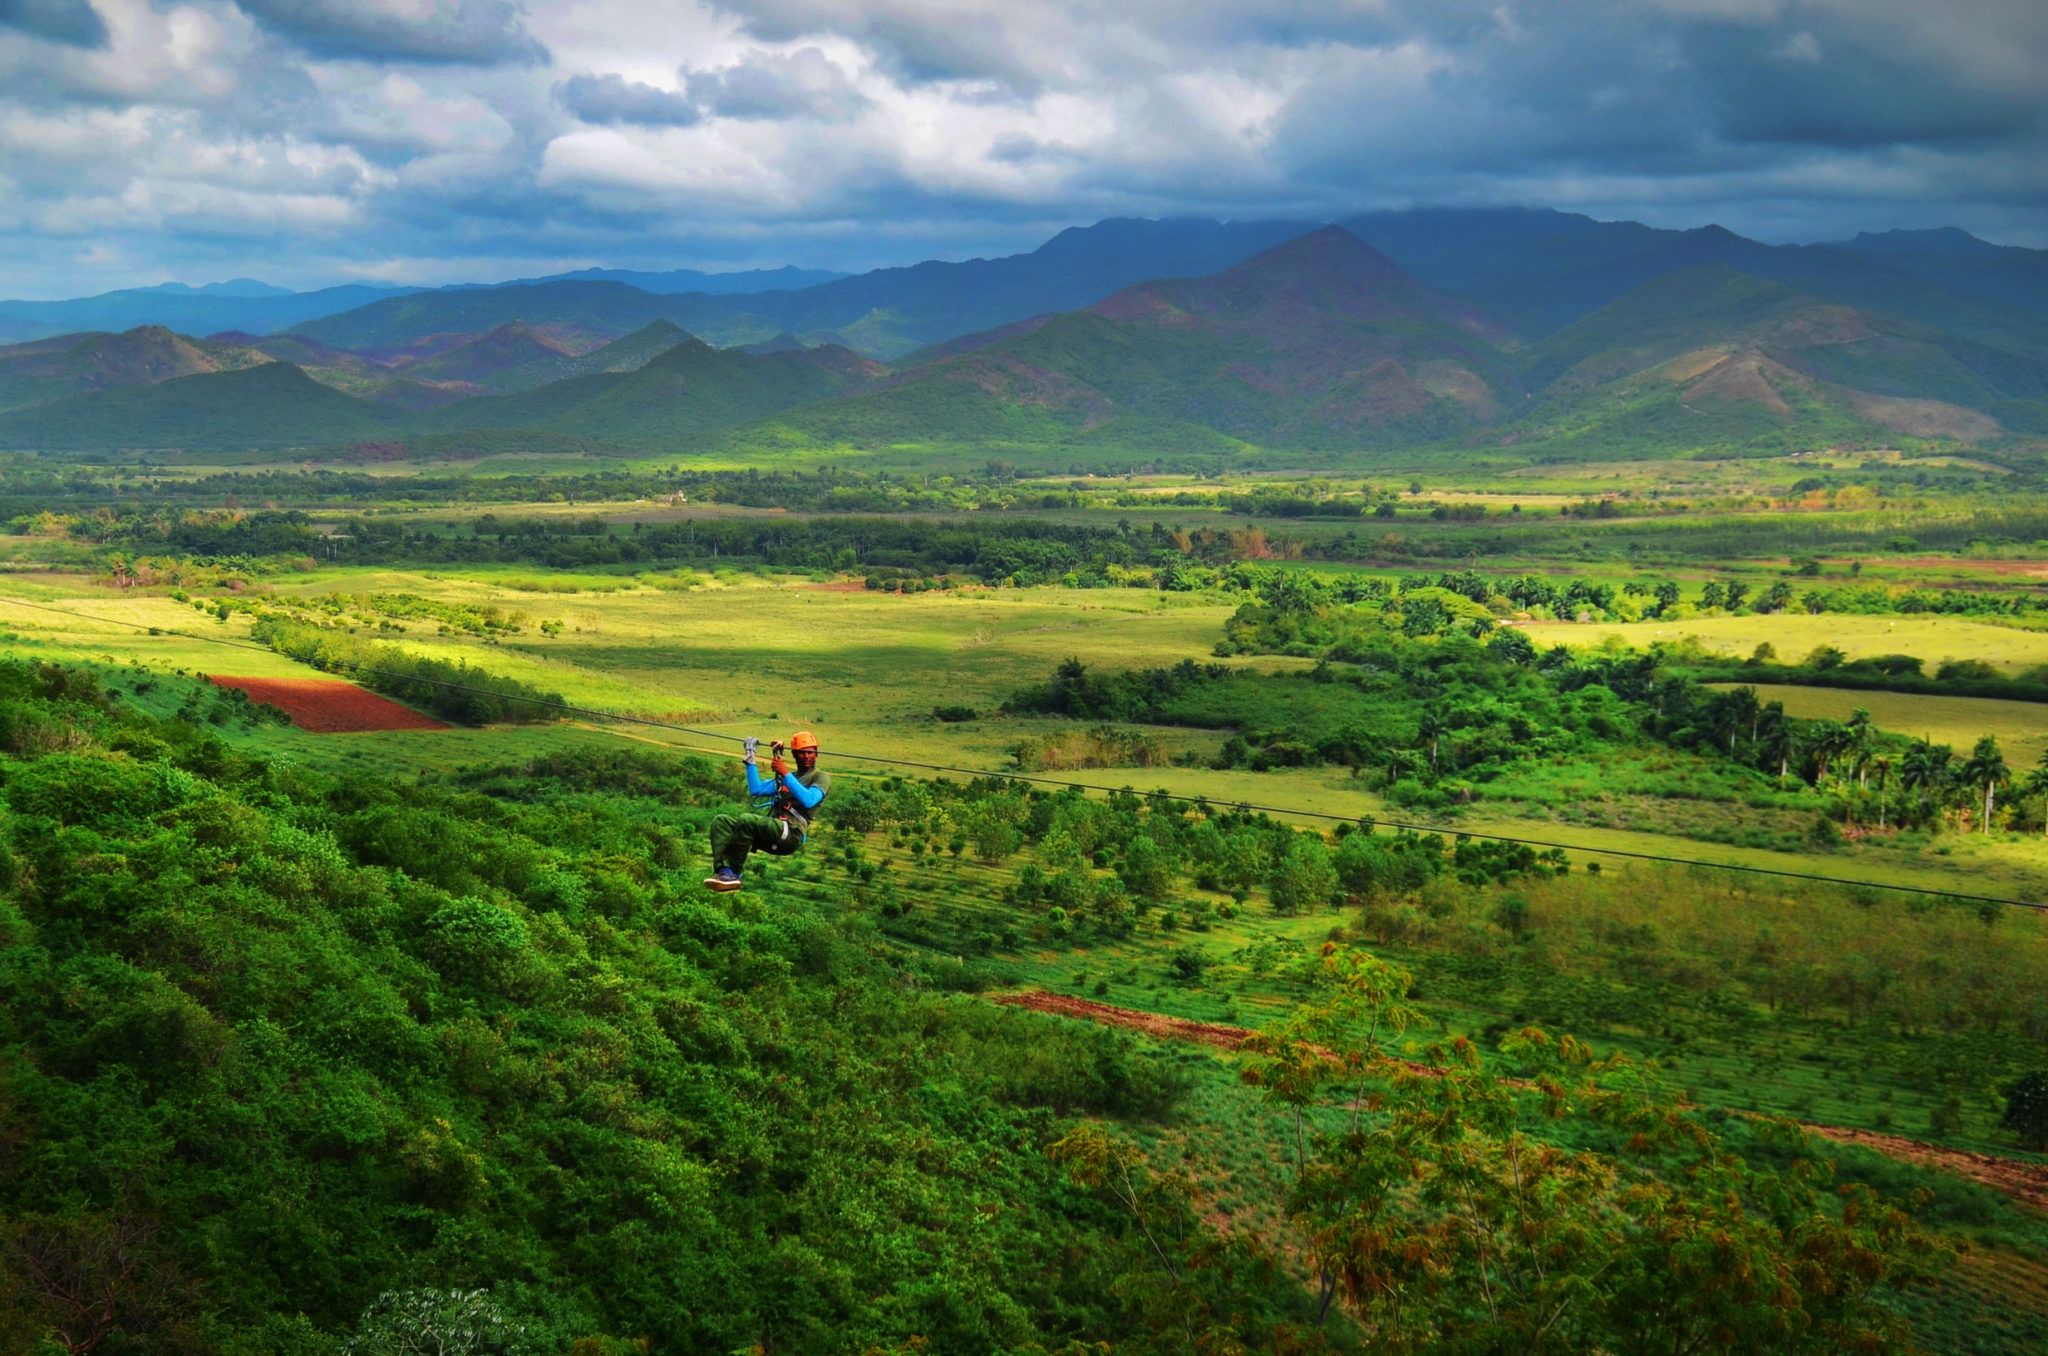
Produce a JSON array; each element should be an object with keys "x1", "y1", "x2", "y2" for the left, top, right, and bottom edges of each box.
[
  {"x1": 2001, "y1": 1072, "x2": 2048, "y2": 1152},
  {"x1": 342, "y1": 1289, "x2": 534, "y2": 1356},
  {"x1": 1228, "y1": 944, "x2": 1952, "y2": 1354},
  {"x1": 2027, "y1": 748, "x2": 2048, "y2": 836},
  {"x1": 1961, "y1": 735, "x2": 2011, "y2": 833}
]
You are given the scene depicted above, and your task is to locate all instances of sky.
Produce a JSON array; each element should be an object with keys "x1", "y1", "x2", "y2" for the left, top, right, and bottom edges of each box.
[{"x1": 0, "y1": 0, "x2": 2043, "y2": 297}]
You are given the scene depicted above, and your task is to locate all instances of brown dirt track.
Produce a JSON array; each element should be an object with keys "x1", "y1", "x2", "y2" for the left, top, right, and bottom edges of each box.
[
  {"x1": 992, "y1": 990, "x2": 2048, "y2": 1215},
  {"x1": 991, "y1": 991, "x2": 1252, "y2": 1049},
  {"x1": 208, "y1": 676, "x2": 447, "y2": 734}
]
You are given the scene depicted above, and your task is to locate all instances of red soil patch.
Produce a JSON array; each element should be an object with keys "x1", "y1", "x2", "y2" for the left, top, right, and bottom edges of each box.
[
  {"x1": 802, "y1": 580, "x2": 873, "y2": 592},
  {"x1": 1802, "y1": 1124, "x2": 2048, "y2": 1215},
  {"x1": 991, "y1": 991, "x2": 1252, "y2": 1050},
  {"x1": 995, "y1": 990, "x2": 2048, "y2": 1216},
  {"x1": 208, "y1": 676, "x2": 447, "y2": 734}
]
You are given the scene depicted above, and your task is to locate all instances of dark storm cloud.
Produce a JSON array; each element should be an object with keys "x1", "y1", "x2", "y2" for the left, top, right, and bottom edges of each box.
[
  {"x1": 687, "y1": 48, "x2": 866, "y2": 121},
  {"x1": 555, "y1": 73, "x2": 700, "y2": 126},
  {"x1": 1678, "y1": 21, "x2": 2045, "y2": 149},
  {"x1": 4, "y1": 0, "x2": 2047, "y2": 299},
  {"x1": 234, "y1": 0, "x2": 547, "y2": 66},
  {"x1": 1270, "y1": 0, "x2": 2048, "y2": 205},
  {"x1": 0, "y1": 0, "x2": 107, "y2": 47}
]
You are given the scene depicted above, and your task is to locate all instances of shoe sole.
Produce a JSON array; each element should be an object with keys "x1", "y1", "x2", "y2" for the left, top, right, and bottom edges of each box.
[{"x1": 704, "y1": 878, "x2": 743, "y2": 892}]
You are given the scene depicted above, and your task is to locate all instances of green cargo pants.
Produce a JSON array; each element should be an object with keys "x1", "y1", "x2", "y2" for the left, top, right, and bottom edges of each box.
[{"x1": 710, "y1": 811, "x2": 800, "y2": 875}]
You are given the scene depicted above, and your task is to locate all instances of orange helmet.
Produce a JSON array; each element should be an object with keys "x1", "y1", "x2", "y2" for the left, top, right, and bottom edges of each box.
[{"x1": 789, "y1": 730, "x2": 820, "y2": 752}]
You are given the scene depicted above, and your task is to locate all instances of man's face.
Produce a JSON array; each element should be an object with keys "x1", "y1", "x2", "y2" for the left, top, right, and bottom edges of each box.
[{"x1": 795, "y1": 748, "x2": 818, "y2": 773}]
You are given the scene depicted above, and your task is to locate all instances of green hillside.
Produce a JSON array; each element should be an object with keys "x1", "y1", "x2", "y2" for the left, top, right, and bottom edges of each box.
[
  {"x1": 738, "y1": 227, "x2": 1522, "y2": 451},
  {"x1": 0, "y1": 361, "x2": 403, "y2": 451},
  {"x1": 546, "y1": 338, "x2": 883, "y2": 441},
  {"x1": 1523, "y1": 264, "x2": 2031, "y2": 412},
  {"x1": 0, "y1": 326, "x2": 271, "y2": 413},
  {"x1": 411, "y1": 337, "x2": 884, "y2": 446},
  {"x1": 1500, "y1": 265, "x2": 2032, "y2": 458},
  {"x1": 398, "y1": 322, "x2": 577, "y2": 392},
  {"x1": 291, "y1": 282, "x2": 784, "y2": 355}
]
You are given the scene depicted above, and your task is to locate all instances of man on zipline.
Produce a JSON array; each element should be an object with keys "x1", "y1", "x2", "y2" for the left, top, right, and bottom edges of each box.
[{"x1": 705, "y1": 731, "x2": 828, "y2": 892}]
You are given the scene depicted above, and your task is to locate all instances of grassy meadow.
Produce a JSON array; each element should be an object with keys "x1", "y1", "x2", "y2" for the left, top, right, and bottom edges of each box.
[
  {"x1": 6, "y1": 452, "x2": 2048, "y2": 1351},
  {"x1": 7, "y1": 561, "x2": 2047, "y2": 904}
]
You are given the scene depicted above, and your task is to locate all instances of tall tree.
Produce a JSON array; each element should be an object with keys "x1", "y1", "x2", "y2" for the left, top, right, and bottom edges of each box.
[
  {"x1": 2023, "y1": 748, "x2": 2048, "y2": 838},
  {"x1": 1756, "y1": 705, "x2": 1798, "y2": 783},
  {"x1": 1900, "y1": 740, "x2": 1954, "y2": 822},
  {"x1": 1846, "y1": 708, "x2": 1878, "y2": 788},
  {"x1": 1960, "y1": 736, "x2": 2011, "y2": 835}
]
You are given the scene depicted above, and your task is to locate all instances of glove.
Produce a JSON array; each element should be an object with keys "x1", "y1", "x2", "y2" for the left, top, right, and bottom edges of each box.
[
  {"x1": 771, "y1": 755, "x2": 789, "y2": 777},
  {"x1": 743, "y1": 735, "x2": 759, "y2": 763}
]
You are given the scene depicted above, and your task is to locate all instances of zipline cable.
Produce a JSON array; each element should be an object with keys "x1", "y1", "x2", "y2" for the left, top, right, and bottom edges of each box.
[{"x1": 4, "y1": 593, "x2": 2041, "y2": 912}]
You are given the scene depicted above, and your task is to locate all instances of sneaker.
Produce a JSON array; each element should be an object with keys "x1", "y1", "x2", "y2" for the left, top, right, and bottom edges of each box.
[{"x1": 704, "y1": 867, "x2": 743, "y2": 893}]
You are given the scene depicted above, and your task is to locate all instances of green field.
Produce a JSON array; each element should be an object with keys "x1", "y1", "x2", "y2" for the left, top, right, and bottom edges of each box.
[
  {"x1": 9, "y1": 563, "x2": 2048, "y2": 901},
  {"x1": 6, "y1": 455, "x2": 2048, "y2": 1353},
  {"x1": 1547, "y1": 611, "x2": 2048, "y2": 672},
  {"x1": 1714, "y1": 683, "x2": 2048, "y2": 768}
]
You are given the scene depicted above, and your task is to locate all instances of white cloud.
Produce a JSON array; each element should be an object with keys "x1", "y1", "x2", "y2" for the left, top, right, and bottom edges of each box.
[
  {"x1": 0, "y1": 0, "x2": 2045, "y2": 297},
  {"x1": 688, "y1": 45, "x2": 866, "y2": 121}
]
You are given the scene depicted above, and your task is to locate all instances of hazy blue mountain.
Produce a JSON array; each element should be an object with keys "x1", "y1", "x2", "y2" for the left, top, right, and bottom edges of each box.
[
  {"x1": 130, "y1": 278, "x2": 298, "y2": 298},
  {"x1": 289, "y1": 281, "x2": 783, "y2": 355},
  {"x1": 0, "y1": 315, "x2": 54, "y2": 344},
  {"x1": 502, "y1": 265, "x2": 848, "y2": 294},
  {"x1": 726, "y1": 216, "x2": 1322, "y2": 358},
  {"x1": 289, "y1": 217, "x2": 1320, "y2": 360},
  {"x1": 1836, "y1": 228, "x2": 2013, "y2": 258},
  {"x1": 1341, "y1": 208, "x2": 2048, "y2": 350},
  {"x1": 0, "y1": 283, "x2": 426, "y2": 341}
]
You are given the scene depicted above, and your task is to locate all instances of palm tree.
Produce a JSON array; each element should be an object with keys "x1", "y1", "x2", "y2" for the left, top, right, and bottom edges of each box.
[
  {"x1": 1845, "y1": 708, "x2": 1878, "y2": 788},
  {"x1": 1416, "y1": 707, "x2": 1446, "y2": 771},
  {"x1": 1809, "y1": 721, "x2": 1852, "y2": 787},
  {"x1": 1758, "y1": 711, "x2": 1799, "y2": 784},
  {"x1": 1871, "y1": 754, "x2": 1894, "y2": 830},
  {"x1": 2025, "y1": 749, "x2": 2048, "y2": 837},
  {"x1": 1960, "y1": 736, "x2": 2011, "y2": 835},
  {"x1": 1900, "y1": 740, "x2": 1954, "y2": 824},
  {"x1": 1714, "y1": 686, "x2": 1759, "y2": 757}
]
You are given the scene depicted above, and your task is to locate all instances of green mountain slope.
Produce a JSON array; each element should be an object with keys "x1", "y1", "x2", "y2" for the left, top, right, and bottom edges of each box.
[
  {"x1": 0, "y1": 361, "x2": 402, "y2": 451},
  {"x1": 747, "y1": 226, "x2": 1521, "y2": 450},
  {"x1": 0, "y1": 326, "x2": 271, "y2": 412},
  {"x1": 414, "y1": 336, "x2": 885, "y2": 444},
  {"x1": 1494, "y1": 268, "x2": 2012, "y2": 457},
  {"x1": 1523, "y1": 264, "x2": 2035, "y2": 412},
  {"x1": 291, "y1": 281, "x2": 780, "y2": 355},
  {"x1": 418, "y1": 318, "x2": 699, "y2": 397},
  {"x1": 397, "y1": 321, "x2": 577, "y2": 391},
  {"x1": 288, "y1": 219, "x2": 1318, "y2": 360}
]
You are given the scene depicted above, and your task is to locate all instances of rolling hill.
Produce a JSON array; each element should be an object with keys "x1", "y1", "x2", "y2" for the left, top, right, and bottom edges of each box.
[
  {"x1": 287, "y1": 281, "x2": 756, "y2": 356},
  {"x1": 418, "y1": 335, "x2": 885, "y2": 443},
  {"x1": 0, "y1": 361, "x2": 404, "y2": 452},
  {"x1": 0, "y1": 326, "x2": 272, "y2": 413},
  {"x1": 1504, "y1": 265, "x2": 2023, "y2": 456}
]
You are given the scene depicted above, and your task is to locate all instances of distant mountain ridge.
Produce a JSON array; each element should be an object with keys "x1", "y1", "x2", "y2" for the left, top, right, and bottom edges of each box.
[
  {"x1": 1, "y1": 214, "x2": 2043, "y2": 457},
  {"x1": 775, "y1": 227, "x2": 1521, "y2": 450}
]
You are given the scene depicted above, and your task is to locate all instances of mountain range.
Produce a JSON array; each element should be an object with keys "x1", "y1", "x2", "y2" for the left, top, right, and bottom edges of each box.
[{"x1": 0, "y1": 210, "x2": 2040, "y2": 459}]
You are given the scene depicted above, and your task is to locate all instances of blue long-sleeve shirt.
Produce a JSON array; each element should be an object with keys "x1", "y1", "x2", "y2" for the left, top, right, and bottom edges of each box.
[{"x1": 747, "y1": 760, "x2": 828, "y2": 818}]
